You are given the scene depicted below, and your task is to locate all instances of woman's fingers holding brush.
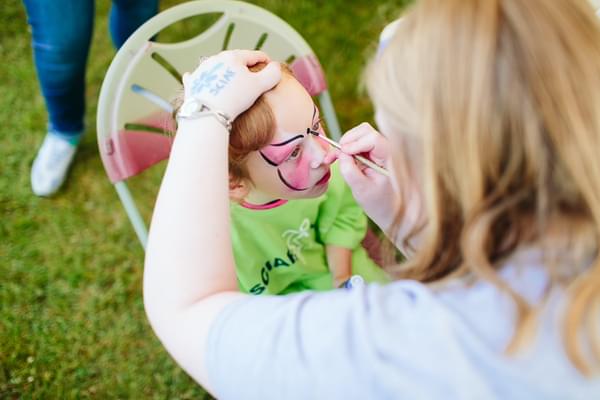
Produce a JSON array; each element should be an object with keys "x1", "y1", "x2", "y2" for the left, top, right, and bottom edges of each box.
[
  {"x1": 338, "y1": 151, "x2": 397, "y2": 232},
  {"x1": 339, "y1": 123, "x2": 389, "y2": 167},
  {"x1": 338, "y1": 122, "x2": 398, "y2": 229}
]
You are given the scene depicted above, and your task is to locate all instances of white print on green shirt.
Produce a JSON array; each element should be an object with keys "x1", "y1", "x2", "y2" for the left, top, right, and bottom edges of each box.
[
  {"x1": 249, "y1": 218, "x2": 311, "y2": 295},
  {"x1": 282, "y1": 218, "x2": 311, "y2": 264}
]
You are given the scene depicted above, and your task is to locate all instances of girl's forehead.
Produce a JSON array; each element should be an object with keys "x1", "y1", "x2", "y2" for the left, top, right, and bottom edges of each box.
[
  {"x1": 266, "y1": 76, "x2": 318, "y2": 139},
  {"x1": 270, "y1": 104, "x2": 319, "y2": 144}
]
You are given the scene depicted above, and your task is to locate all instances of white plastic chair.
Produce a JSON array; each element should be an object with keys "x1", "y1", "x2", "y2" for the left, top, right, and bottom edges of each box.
[{"x1": 97, "y1": 0, "x2": 342, "y2": 249}]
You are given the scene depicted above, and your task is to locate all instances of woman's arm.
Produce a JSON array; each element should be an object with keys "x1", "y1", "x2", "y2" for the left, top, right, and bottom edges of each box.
[
  {"x1": 144, "y1": 118, "x2": 241, "y2": 391},
  {"x1": 143, "y1": 50, "x2": 281, "y2": 393}
]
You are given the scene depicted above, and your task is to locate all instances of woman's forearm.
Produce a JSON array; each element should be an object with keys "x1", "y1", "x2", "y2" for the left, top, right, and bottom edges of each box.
[
  {"x1": 144, "y1": 118, "x2": 239, "y2": 316},
  {"x1": 143, "y1": 117, "x2": 244, "y2": 389},
  {"x1": 140, "y1": 50, "x2": 281, "y2": 391}
]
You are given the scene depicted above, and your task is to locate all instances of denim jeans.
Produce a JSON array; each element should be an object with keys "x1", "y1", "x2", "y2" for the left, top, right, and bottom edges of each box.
[{"x1": 23, "y1": 0, "x2": 159, "y2": 136}]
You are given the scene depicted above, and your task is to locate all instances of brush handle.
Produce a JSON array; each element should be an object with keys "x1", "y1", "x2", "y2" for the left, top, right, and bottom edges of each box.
[
  {"x1": 352, "y1": 153, "x2": 390, "y2": 177},
  {"x1": 318, "y1": 134, "x2": 390, "y2": 177}
]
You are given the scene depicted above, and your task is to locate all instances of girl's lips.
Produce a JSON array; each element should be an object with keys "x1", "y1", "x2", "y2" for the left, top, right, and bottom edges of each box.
[{"x1": 315, "y1": 170, "x2": 331, "y2": 186}]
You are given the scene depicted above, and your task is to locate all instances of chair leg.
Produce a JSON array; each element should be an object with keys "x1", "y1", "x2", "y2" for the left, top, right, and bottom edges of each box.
[
  {"x1": 319, "y1": 91, "x2": 342, "y2": 141},
  {"x1": 115, "y1": 181, "x2": 149, "y2": 249}
]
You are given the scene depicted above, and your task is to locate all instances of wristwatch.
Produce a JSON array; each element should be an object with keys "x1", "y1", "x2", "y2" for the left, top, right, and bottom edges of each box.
[{"x1": 176, "y1": 99, "x2": 233, "y2": 133}]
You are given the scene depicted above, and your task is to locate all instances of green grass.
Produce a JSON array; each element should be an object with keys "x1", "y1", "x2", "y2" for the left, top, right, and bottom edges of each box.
[{"x1": 0, "y1": 0, "x2": 410, "y2": 397}]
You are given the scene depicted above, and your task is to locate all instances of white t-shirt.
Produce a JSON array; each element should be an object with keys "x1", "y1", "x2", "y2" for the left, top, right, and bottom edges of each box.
[{"x1": 206, "y1": 249, "x2": 600, "y2": 399}]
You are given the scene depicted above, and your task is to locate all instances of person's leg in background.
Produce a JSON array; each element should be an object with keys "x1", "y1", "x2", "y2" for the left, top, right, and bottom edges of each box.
[
  {"x1": 23, "y1": 0, "x2": 95, "y2": 196},
  {"x1": 24, "y1": 0, "x2": 159, "y2": 197},
  {"x1": 109, "y1": 0, "x2": 159, "y2": 48}
]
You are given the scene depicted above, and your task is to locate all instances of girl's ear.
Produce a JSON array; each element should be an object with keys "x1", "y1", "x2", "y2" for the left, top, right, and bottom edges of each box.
[{"x1": 229, "y1": 176, "x2": 250, "y2": 201}]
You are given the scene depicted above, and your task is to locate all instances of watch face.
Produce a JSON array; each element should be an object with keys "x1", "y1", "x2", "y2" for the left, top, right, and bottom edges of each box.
[{"x1": 181, "y1": 100, "x2": 200, "y2": 115}]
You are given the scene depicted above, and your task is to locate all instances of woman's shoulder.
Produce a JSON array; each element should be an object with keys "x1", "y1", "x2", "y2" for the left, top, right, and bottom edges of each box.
[{"x1": 208, "y1": 278, "x2": 599, "y2": 399}]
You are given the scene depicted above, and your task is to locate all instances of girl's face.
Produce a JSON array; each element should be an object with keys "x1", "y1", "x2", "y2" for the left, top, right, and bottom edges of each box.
[{"x1": 244, "y1": 75, "x2": 336, "y2": 203}]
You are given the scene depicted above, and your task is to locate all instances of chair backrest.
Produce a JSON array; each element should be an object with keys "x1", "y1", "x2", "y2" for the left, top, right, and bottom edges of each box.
[
  {"x1": 97, "y1": 0, "x2": 342, "y2": 247},
  {"x1": 97, "y1": 0, "x2": 341, "y2": 184}
]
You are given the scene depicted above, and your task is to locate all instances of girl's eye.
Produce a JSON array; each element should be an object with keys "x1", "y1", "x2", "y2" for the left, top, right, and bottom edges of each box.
[
  {"x1": 286, "y1": 146, "x2": 301, "y2": 161},
  {"x1": 312, "y1": 119, "x2": 321, "y2": 131}
]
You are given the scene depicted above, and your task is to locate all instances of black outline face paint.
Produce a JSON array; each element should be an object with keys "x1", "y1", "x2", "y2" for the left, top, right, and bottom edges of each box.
[
  {"x1": 258, "y1": 104, "x2": 323, "y2": 192},
  {"x1": 258, "y1": 134, "x2": 305, "y2": 166},
  {"x1": 269, "y1": 134, "x2": 305, "y2": 147},
  {"x1": 277, "y1": 169, "x2": 310, "y2": 191},
  {"x1": 259, "y1": 151, "x2": 278, "y2": 167}
]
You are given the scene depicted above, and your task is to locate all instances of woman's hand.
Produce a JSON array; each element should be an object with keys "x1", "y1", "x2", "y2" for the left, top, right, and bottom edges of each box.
[
  {"x1": 182, "y1": 50, "x2": 281, "y2": 119},
  {"x1": 337, "y1": 123, "x2": 400, "y2": 233}
]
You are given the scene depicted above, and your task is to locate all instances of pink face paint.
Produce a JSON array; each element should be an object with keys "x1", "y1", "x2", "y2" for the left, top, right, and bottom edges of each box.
[
  {"x1": 258, "y1": 104, "x2": 329, "y2": 192},
  {"x1": 277, "y1": 148, "x2": 312, "y2": 191},
  {"x1": 241, "y1": 198, "x2": 288, "y2": 210},
  {"x1": 260, "y1": 146, "x2": 296, "y2": 166},
  {"x1": 259, "y1": 134, "x2": 304, "y2": 166},
  {"x1": 258, "y1": 134, "x2": 311, "y2": 191}
]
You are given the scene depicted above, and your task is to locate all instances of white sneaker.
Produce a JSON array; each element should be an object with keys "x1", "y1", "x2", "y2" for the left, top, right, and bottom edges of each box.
[{"x1": 31, "y1": 133, "x2": 78, "y2": 197}]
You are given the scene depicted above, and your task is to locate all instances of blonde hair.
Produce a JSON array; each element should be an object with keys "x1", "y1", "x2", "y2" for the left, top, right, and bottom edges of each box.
[
  {"x1": 369, "y1": 0, "x2": 600, "y2": 375},
  {"x1": 173, "y1": 63, "x2": 294, "y2": 187}
]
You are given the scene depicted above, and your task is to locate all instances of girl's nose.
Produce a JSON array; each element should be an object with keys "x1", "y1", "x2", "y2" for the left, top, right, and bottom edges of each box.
[
  {"x1": 309, "y1": 134, "x2": 336, "y2": 168},
  {"x1": 322, "y1": 147, "x2": 338, "y2": 166}
]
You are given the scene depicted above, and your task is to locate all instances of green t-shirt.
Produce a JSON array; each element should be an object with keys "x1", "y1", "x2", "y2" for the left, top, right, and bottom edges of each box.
[{"x1": 230, "y1": 164, "x2": 390, "y2": 295}]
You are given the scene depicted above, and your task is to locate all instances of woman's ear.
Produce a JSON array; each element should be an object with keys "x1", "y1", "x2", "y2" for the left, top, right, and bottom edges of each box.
[{"x1": 229, "y1": 176, "x2": 250, "y2": 201}]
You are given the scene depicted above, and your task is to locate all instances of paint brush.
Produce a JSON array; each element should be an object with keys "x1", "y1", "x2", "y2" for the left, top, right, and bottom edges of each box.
[{"x1": 308, "y1": 129, "x2": 390, "y2": 177}]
